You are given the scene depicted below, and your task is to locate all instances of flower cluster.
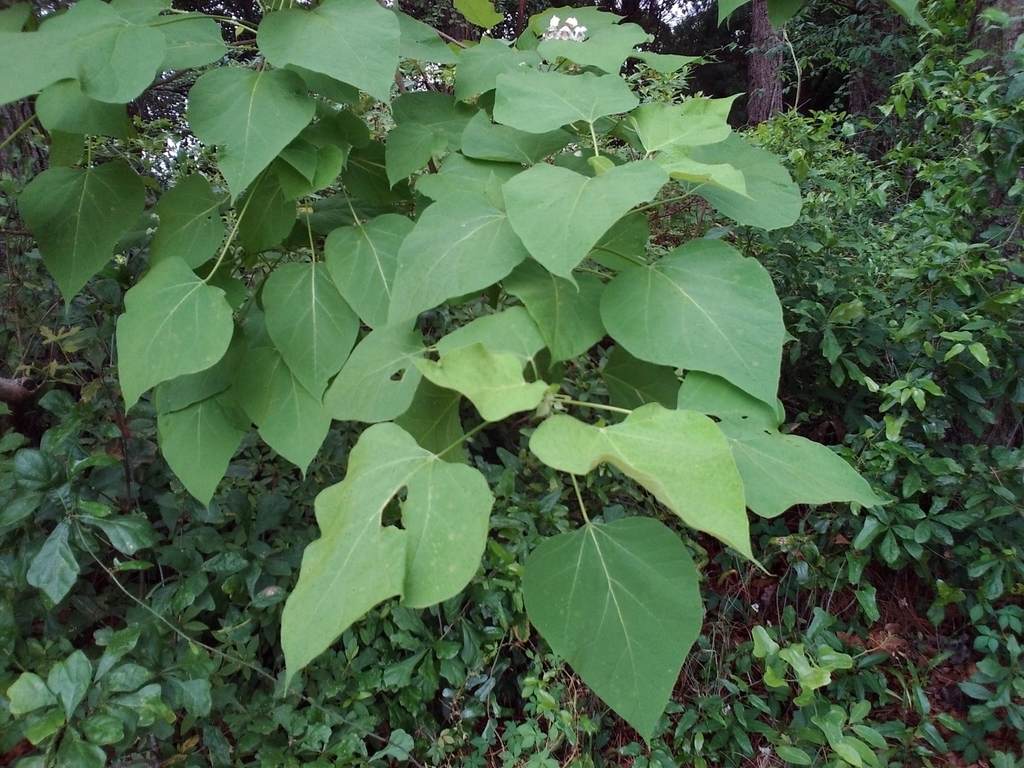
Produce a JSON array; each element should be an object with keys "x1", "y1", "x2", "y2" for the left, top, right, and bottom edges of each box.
[{"x1": 541, "y1": 15, "x2": 587, "y2": 42}]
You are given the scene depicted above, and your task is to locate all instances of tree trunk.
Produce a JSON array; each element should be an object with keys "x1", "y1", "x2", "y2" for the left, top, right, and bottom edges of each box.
[{"x1": 747, "y1": 0, "x2": 783, "y2": 125}]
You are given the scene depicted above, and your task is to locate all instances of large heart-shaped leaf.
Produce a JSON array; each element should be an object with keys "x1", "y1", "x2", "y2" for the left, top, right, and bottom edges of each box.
[
  {"x1": 395, "y1": 10, "x2": 459, "y2": 64},
  {"x1": 435, "y1": 306, "x2": 546, "y2": 366},
  {"x1": 600, "y1": 239, "x2": 784, "y2": 405},
  {"x1": 461, "y1": 111, "x2": 573, "y2": 165},
  {"x1": 624, "y1": 97, "x2": 736, "y2": 154},
  {"x1": 157, "y1": 390, "x2": 248, "y2": 504},
  {"x1": 523, "y1": 516, "x2": 703, "y2": 740},
  {"x1": 257, "y1": 0, "x2": 400, "y2": 103},
  {"x1": 35, "y1": 79, "x2": 128, "y2": 139},
  {"x1": 493, "y1": 69, "x2": 639, "y2": 134},
  {"x1": 416, "y1": 152, "x2": 522, "y2": 206},
  {"x1": 19, "y1": 161, "x2": 145, "y2": 300},
  {"x1": 187, "y1": 67, "x2": 315, "y2": 199},
  {"x1": 681, "y1": 133, "x2": 801, "y2": 230},
  {"x1": 282, "y1": 423, "x2": 493, "y2": 680},
  {"x1": 159, "y1": 14, "x2": 227, "y2": 70},
  {"x1": 149, "y1": 175, "x2": 225, "y2": 269},
  {"x1": 263, "y1": 262, "x2": 359, "y2": 398},
  {"x1": 388, "y1": 195, "x2": 529, "y2": 323},
  {"x1": 117, "y1": 257, "x2": 234, "y2": 409},
  {"x1": 504, "y1": 259, "x2": 606, "y2": 361},
  {"x1": 394, "y1": 379, "x2": 466, "y2": 462},
  {"x1": 237, "y1": 170, "x2": 295, "y2": 253},
  {"x1": 324, "y1": 324, "x2": 424, "y2": 423},
  {"x1": 602, "y1": 345, "x2": 679, "y2": 411},
  {"x1": 385, "y1": 123, "x2": 447, "y2": 186},
  {"x1": 677, "y1": 372, "x2": 880, "y2": 517},
  {"x1": 454, "y1": 0, "x2": 504, "y2": 28},
  {"x1": 504, "y1": 161, "x2": 666, "y2": 279},
  {"x1": 417, "y1": 343, "x2": 548, "y2": 422},
  {"x1": 325, "y1": 214, "x2": 414, "y2": 328},
  {"x1": 529, "y1": 404, "x2": 751, "y2": 557},
  {"x1": 537, "y1": 22, "x2": 650, "y2": 75},
  {"x1": 392, "y1": 92, "x2": 477, "y2": 152},
  {"x1": 232, "y1": 346, "x2": 331, "y2": 471}
]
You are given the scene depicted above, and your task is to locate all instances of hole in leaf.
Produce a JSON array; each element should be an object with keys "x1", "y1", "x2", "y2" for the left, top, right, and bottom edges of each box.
[
  {"x1": 390, "y1": 368, "x2": 406, "y2": 382},
  {"x1": 381, "y1": 487, "x2": 408, "y2": 529}
]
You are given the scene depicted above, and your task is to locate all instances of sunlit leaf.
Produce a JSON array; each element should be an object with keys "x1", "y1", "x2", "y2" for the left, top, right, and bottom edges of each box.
[
  {"x1": 494, "y1": 69, "x2": 638, "y2": 134},
  {"x1": 282, "y1": 423, "x2": 493, "y2": 680},
  {"x1": 530, "y1": 404, "x2": 751, "y2": 557}
]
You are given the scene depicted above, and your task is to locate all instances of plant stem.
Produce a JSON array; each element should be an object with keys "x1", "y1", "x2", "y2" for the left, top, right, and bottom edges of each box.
[
  {"x1": 204, "y1": 187, "x2": 254, "y2": 284},
  {"x1": 557, "y1": 397, "x2": 633, "y2": 416},
  {"x1": 0, "y1": 114, "x2": 38, "y2": 156},
  {"x1": 439, "y1": 419, "x2": 489, "y2": 457},
  {"x1": 571, "y1": 474, "x2": 591, "y2": 524}
]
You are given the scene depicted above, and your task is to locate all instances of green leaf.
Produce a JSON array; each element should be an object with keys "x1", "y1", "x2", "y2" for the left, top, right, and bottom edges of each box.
[
  {"x1": 19, "y1": 161, "x2": 145, "y2": 300},
  {"x1": 325, "y1": 214, "x2": 414, "y2": 329},
  {"x1": 885, "y1": 0, "x2": 928, "y2": 27},
  {"x1": 232, "y1": 346, "x2": 330, "y2": 472},
  {"x1": 150, "y1": 174, "x2": 226, "y2": 269},
  {"x1": 323, "y1": 324, "x2": 424, "y2": 423},
  {"x1": 718, "y1": 0, "x2": 751, "y2": 23},
  {"x1": 187, "y1": 67, "x2": 315, "y2": 199},
  {"x1": 626, "y1": 98, "x2": 736, "y2": 154},
  {"x1": 47, "y1": 650, "x2": 92, "y2": 720},
  {"x1": 677, "y1": 372, "x2": 880, "y2": 517},
  {"x1": 25, "y1": 708, "x2": 66, "y2": 746},
  {"x1": 494, "y1": 69, "x2": 639, "y2": 134},
  {"x1": 454, "y1": 37, "x2": 541, "y2": 101},
  {"x1": 461, "y1": 111, "x2": 573, "y2": 165},
  {"x1": 27, "y1": 521, "x2": 80, "y2": 603},
  {"x1": 56, "y1": 730, "x2": 106, "y2": 768},
  {"x1": 766, "y1": 0, "x2": 804, "y2": 26},
  {"x1": 157, "y1": 391, "x2": 248, "y2": 503},
  {"x1": 263, "y1": 262, "x2": 359, "y2": 397},
  {"x1": 601, "y1": 239, "x2": 783, "y2": 405},
  {"x1": 523, "y1": 517, "x2": 703, "y2": 740},
  {"x1": 385, "y1": 123, "x2": 447, "y2": 186},
  {"x1": 537, "y1": 22, "x2": 650, "y2": 75},
  {"x1": 282, "y1": 423, "x2": 493, "y2": 680},
  {"x1": 159, "y1": 14, "x2": 227, "y2": 70},
  {"x1": 435, "y1": 306, "x2": 546, "y2": 366},
  {"x1": 633, "y1": 51, "x2": 700, "y2": 74},
  {"x1": 454, "y1": 0, "x2": 504, "y2": 27},
  {"x1": 602, "y1": 345, "x2": 679, "y2": 411},
  {"x1": 394, "y1": 379, "x2": 466, "y2": 462},
  {"x1": 116, "y1": 257, "x2": 234, "y2": 409},
  {"x1": 504, "y1": 161, "x2": 666, "y2": 279},
  {"x1": 0, "y1": 4, "x2": 31, "y2": 33},
  {"x1": 388, "y1": 195, "x2": 528, "y2": 323},
  {"x1": 682, "y1": 134, "x2": 801, "y2": 230},
  {"x1": 392, "y1": 92, "x2": 477, "y2": 152},
  {"x1": 154, "y1": 332, "x2": 244, "y2": 414},
  {"x1": 775, "y1": 745, "x2": 814, "y2": 765},
  {"x1": 343, "y1": 140, "x2": 411, "y2": 205},
  {"x1": 530, "y1": 405, "x2": 751, "y2": 557},
  {"x1": 417, "y1": 343, "x2": 548, "y2": 421},
  {"x1": 588, "y1": 212, "x2": 649, "y2": 270},
  {"x1": 416, "y1": 152, "x2": 522, "y2": 206},
  {"x1": 529, "y1": 7, "x2": 623, "y2": 35},
  {"x1": 81, "y1": 514, "x2": 158, "y2": 556},
  {"x1": 656, "y1": 149, "x2": 746, "y2": 195},
  {"x1": 35, "y1": 79, "x2": 128, "y2": 139},
  {"x1": 395, "y1": 10, "x2": 459, "y2": 64},
  {"x1": 257, "y1": 0, "x2": 400, "y2": 103},
  {"x1": 504, "y1": 259, "x2": 606, "y2": 361},
  {"x1": 237, "y1": 170, "x2": 295, "y2": 253},
  {"x1": 81, "y1": 714, "x2": 125, "y2": 746},
  {"x1": 7, "y1": 673, "x2": 57, "y2": 716}
]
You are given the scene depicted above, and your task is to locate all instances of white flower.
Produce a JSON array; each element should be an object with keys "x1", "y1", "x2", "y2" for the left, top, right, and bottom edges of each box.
[
  {"x1": 566, "y1": 17, "x2": 578, "y2": 25},
  {"x1": 548, "y1": 15, "x2": 559, "y2": 28}
]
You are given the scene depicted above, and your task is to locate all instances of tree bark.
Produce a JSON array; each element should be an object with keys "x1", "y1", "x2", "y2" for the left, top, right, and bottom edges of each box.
[{"x1": 747, "y1": 0, "x2": 783, "y2": 125}]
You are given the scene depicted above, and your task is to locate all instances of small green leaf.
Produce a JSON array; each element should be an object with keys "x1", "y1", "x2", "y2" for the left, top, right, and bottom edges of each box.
[
  {"x1": 775, "y1": 745, "x2": 814, "y2": 765},
  {"x1": 187, "y1": 67, "x2": 315, "y2": 199},
  {"x1": 752, "y1": 626, "x2": 780, "y2": 658},
  {"x1": 454, "y1": 0, "x2": 504, "y2": 28},
  {"x1": 416, "y1": 152, "x2": 522, "y2": 205},
  {"x1": 159, "y1": 13, "x2": 227, "y2": 69},
  {"x1": 258, "y1": 0, "x2": 400, "y2": 103},
  {"x1": 454, "y1": 37, "x2": 541, "y2": 101},
  {"x1": 392, "y1": 92, "x2": 477, "y2": 152},
  {"x1": 282, "y1": 423, "x2": 493, "y2": 681},
  {"x1": 417, "y1": 343, "x2": 548, "y2": 421},
  {"x1": 56, "y1": 730, "x2": 106, "y2": 768},
  {"x1": 394, "y1": 379, "x2": 466, "y2": 462},
  {"x1": 323, "y1": 324, "x2": 424, "y2": 423},
  {"x1": 435, "y1": 306, "x2": 546, "y2": 366},
  {"x1": 36, "y1": 79, "x2": 128, "y2": 139},
  {"x1": 7, "y1": 673, "x2": 57, "y2": 716},
  {"x1": 149, "y1": 174, "x2": 226, "y2": 269},
  {"x1": 388, "y1": 194, "x2": 528, "y2": 323},
  {"x1": 968, "y1": 342, "x2": 991, "y2": 367},
  {"x1": 602, "y1": 239, "x2": 784, "y2": 405},
  {"x1": 24, "y1": 708, "x2": 65, "y2": 746},
  {"x1": 385, "y1": 123, "x2": 447, "y2": 186},
  {"x1": 116, "y1": 257, "x2": 234, "y2": 409},
  {"x1": 523, "y1": 517, "x2": 703, "y2": 741},
  {"x1": 81, "y1": 714, "x2": 124, "y2": 746},
  {"x1": 19, "y1": 161, "x2": 146, "y2": 300},
  {"x1": 588, "y1": 212, "x2": 649, "y2": 270},
  {"x1": 503, "y1": 259, "x2": 606, "y2": 361},
  {"x1": 47, "y1": 650, "x2": 92, "y2": 720},
  {"x1": 232, "y1": 346, "x2": 330, "y2": 472},
  {"x1": 461, "y1": 111, "x2": 573, "y2": 165},
  {"x1": 237, "y1": 170, "x2": 296, "y2": 253},
  {"x1": 626, "y1": 98, "x2": 735, "y2": 154},
  {"x1": 81, "y1": 514, "x2": 157, "y2": 556},
  {"x1": 494, "y1": 69, "x2": 639, "y2": 134},
  {"x1": 530, "y1": 405, "x2": 751, "y2": 557},
  {"x1": 263, "y1": 262, "x2": 359, "y2": 397},
  {"x1": 27, "y1": 521, "x2": 80, "y2": 603},
  {"x1": 504, "y1": 161, "x2": 666, "y2": 279},
  {"x1": 602, "y1": 345, "x2": 678, "y2": 411},
  {"x1": 325, "y1": 214, "x2": 414, "y2": 329}
]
